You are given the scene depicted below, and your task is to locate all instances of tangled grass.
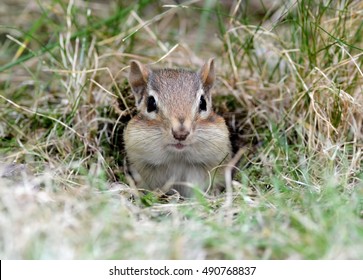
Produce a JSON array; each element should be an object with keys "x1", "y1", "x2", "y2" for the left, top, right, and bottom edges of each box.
[{"x1": 0, "y1": 0, "x2": 362, "y2": 259}]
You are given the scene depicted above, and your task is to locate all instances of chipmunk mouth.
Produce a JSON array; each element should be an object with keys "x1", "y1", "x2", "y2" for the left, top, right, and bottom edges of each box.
[{"x1": 169, "y1": 143, "x2": 187, "y2": 150}]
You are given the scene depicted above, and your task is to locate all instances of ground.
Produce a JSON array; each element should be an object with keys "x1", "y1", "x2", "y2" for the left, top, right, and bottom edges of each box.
[{"x1": 0, "y1": 0, "x2": 363, "y2": 259}]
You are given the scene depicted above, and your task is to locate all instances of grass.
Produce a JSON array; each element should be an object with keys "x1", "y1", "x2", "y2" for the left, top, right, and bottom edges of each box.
[{"x1": 0, "y1": 0, "x2": 363, "y2": 259}]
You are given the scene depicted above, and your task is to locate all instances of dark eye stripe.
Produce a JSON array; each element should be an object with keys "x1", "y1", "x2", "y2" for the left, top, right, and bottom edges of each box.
[
  {"x1": 199, "y1": 95, "x2": 207, "y2": 112},
  {"x1": 147, "y1": 96, "x2": 157, "y2": 113}
]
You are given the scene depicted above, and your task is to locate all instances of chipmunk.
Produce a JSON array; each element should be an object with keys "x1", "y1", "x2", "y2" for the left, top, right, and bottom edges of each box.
[{"x1": 124, "y1": 59, "x2": 231, "y2": 197}]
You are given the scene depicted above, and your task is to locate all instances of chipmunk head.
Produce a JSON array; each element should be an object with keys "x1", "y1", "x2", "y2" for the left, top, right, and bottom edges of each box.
[{"x1": 128, "y1": 59, "x2": 215, "y2": 148}]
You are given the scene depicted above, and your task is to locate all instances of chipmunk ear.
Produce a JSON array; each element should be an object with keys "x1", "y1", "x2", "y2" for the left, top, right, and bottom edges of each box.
[
  {"x1": 199, "y1": 58, "x2": 215, "y2": 92},
  {"x1": 129, "y1": 60, "x2": 150, "y2": 104}
]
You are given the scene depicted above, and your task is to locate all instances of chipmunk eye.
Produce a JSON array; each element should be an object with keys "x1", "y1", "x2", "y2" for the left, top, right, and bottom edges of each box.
[
  {"x1": 146, "y1": 96, "x2": 157, "y2": 113},
  {"x1": 199, "y1": 95, "x2": 207, "y2": 112}
]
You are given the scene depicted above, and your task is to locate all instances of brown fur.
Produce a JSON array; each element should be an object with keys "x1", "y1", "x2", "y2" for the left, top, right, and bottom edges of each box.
[{"x1": 124, "y1": 59, "x2": 231, "y2": 197}]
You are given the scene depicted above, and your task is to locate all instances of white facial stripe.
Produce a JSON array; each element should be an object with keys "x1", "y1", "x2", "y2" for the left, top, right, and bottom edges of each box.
[
  {"x1": 192, "y1": 87, "x2": 205, "y2": 113},
  {"x1": 144, "y1": 89, "x2": 159, "y2": 119},
  {"x1": 149, "y1": 89, "x2": 159, "y2": 103},
  {"x1": 195, "y1": 87, "x2": 211, "y2": 119}
]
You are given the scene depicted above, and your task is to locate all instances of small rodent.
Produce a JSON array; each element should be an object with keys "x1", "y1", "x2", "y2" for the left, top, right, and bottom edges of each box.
[{"x1": 124, "y1": 59, "x2": 231, "y2": 197}]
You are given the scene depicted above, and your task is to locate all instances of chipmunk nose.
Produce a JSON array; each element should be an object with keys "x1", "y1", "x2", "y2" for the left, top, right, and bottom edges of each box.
[
  {"x1": 172, "y1": 128, "x2": 190, "y2": 141},
  {"x1": 171, "y1": 117, "x2": 191, "y2": 141}
]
